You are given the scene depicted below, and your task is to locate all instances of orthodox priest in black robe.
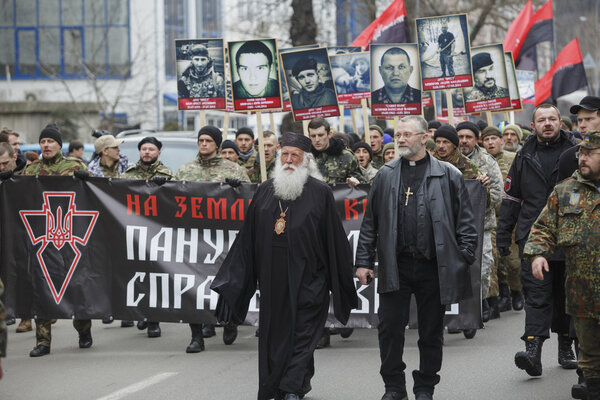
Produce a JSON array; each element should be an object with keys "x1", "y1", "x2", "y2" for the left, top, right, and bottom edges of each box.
[{"x1": 211, "y1": 132, "x2": 358, "y2": 400}]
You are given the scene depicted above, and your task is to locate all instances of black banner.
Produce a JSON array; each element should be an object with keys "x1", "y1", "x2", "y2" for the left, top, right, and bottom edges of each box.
[{"x1": 1, "y1": 176, "x2": 484, "y2": 329}]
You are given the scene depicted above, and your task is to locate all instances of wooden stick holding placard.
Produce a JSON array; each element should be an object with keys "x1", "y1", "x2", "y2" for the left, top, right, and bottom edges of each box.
[
  {"x1": 394, "y1": 116, "x2": 399, "y2": 159},
  {"x1": 200, "y1": 110, "x2": 206, "y2": 129},
  {"x1": 485, "y1": 111, "x2": 493, "y2": 126},
  {"x1": 361, "y1": 98, "x2": 370, "y2": 144},
  {"x1": 444, "y1": 90, "x2": 454, "y2": 126},
  {"x1": 509, "y1": 111, "x2": 515, "y2": 124},
  {"x1": 339, "y1": 105, "x2": 345, "y2": 133},
  {"x1": 350, "y1": 109, "x2": 358, "y2": 134},
  {"x1": 302, "y1": 120, "x2": 310, "y2": 137},
  {"x1": 256, "y1": 111, "x2": 267, "y2": 183},
  {"x1": 269, "y1": 112, "x2": 275, "y2": 132},
  {"x1": 222, "y1": 112, "x2": 230, "y2": 143},
  {"x1": 504, "y1": 112, "x2": 510, "y2": 123}
]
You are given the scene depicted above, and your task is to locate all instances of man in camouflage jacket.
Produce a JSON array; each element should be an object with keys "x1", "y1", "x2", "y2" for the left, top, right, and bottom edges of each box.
[
  {"x1": 481, "y1": 126, "x2": 523, "y2": 312},
  {"x1": 176, "y1": 126, "x2": 249, "y2": 353},
  {"x1": 524, "y1": 131, "x2": 600, "y2": 399},
  {"x1": 457, "y1": 121, "x2": 503, "y2": 319},
  {"x1": 307, "y1": 118, "x2": 365, "y2": 186},
  {"x1": 23, "y1": 124, "x2": 92, "y2": 357}
]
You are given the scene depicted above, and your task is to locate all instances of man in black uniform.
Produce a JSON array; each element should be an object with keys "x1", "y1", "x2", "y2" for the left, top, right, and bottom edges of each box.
[
  {"x1": 497, "y1": 104, "x2": 577, "y2": 377},
  {"x1": 437, "y1": 23, "x2": 455, "y2": 77},
  {"x1": 356, "y1": 116, "x2": 478, "y2": 400}
]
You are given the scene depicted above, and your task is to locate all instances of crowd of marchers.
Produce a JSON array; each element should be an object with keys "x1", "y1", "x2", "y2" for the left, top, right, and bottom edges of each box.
[{"x1": 0, "y1": 97, "x2": 599, "y2": 400}]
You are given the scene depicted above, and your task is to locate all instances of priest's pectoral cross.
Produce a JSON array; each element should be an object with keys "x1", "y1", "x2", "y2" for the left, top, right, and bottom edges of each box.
[{"x1": 404, "y1": 187, "x2": 414, "y2": 206}]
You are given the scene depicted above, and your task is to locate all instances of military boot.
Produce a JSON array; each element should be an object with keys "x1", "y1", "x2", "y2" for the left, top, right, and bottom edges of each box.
[
  {"x1": 558, "y1": 334, "x2": 577, "y2": 369},
  {"x1": 586, "y1": 378, "x2": 600, "y2": 400},
  {"x1": 79, "y1": 330, "x2": 93, "y2": 348},
  {"x1": 487, "y1": 297, "x2": 501, "y2": 320},
  {"x1": 147, "y1": 322, "x2": 161, "y2": 338},
  {"x1": 497, "y1": 283, "x2": 512, "y2": 312},
  {"x1": 186, "y1": 336, "x2": 205, "y2": 353},
  {"x1": 514, "y1": 336, "x2": 544, "y2": 376},
  {"x1": 16, "y1": 319, "x2": 32, "y2": 332},
  {"x1": 482, "y1": 299, "x2": 490, "y2": 322},
  {"x1": 571, "y1": 377, "x2": 587, "y2": 400},
  {"x1": 511, "y1": 290, "x2": 524, "y2": 311},
  {"x1": 222, "y1": 323, "x2": 238, "y2": 345}
]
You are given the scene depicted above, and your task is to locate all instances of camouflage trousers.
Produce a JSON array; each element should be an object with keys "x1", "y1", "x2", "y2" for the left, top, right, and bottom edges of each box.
[
  {"x1": 35, "y1": 319, "x2": 92, "y2": 347},
  {"x1": 498, "y1": 233, "x2": 522, "y2": 291},
  {"x1": 487, "y1": 230, "x2": 499, "y2": 298},
  {"x1": 481, "y1": 230, "x2": 493, "y2": 298},
  {"x1": 573, "y1": 317, "x2": 600, "y2": 379}
]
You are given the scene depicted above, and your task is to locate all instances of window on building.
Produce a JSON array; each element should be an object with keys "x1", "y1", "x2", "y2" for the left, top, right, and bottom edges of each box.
[
  {"x1": 164, "y1": 0, "x2": 222, "y2": 79},
  {"x1": 0, "y1": 0, "x2": 131, "y2": 79}
]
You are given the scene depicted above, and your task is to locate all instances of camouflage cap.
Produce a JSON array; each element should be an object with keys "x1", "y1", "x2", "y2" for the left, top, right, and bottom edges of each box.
[{"x1": 579, "y1": 131, "x2": 600, "y2": 150}]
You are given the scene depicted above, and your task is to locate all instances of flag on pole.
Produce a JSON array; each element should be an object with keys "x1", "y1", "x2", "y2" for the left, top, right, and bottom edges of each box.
[
  {"x1": 351, "y1": 0, "x2": 409, "y2": 50},
  {"x1": 503, "y1": 1, "x2": 533, "y2": 61},
  {"x1": 516, "y1": 0, "x2": 553, "y2": 70},
  {"x1": 534, "y1": 38, "x2": 587, "y2": 106}
]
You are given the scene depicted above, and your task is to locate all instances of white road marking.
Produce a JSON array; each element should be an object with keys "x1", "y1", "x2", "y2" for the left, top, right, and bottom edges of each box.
[{"x1": 96, "y1": 372, "x2": 178, "y2": 400}]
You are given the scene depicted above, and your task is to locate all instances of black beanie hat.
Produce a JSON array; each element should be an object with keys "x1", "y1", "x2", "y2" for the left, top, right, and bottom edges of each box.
[
  {"x1": 138, "y1": 136, "x2": 163, "y2": 150},
  {"x1": 281, "y1": 132, "x2": 311, "y2": 152},
  {"x1": 220, "y1": 140, "x2": 240, "y2": 155},
  {"x1": 456, "y1": 121, "x2": 480, "y2": 139},
  {"x1": 39, "y1": 123, "x2": 63, "y2": 147},
  {"x1": 236, "y1": 127, "x2": 254, "y2": 139},
  {"x1": 198, "y1": 126, "x2": 223, "y2": 148},
  {"x1": 434, "y1": 125, "x2": 459, "y2": 147},
  {"x1": 428, "y1": 120, "x2": 442, "y2": 130},
  {"x1": 352, "y1": 141, "x2": 373, "y2": 160},
  {"x1": 476, "y1": 120, "x2": 488, "y2": 131}
]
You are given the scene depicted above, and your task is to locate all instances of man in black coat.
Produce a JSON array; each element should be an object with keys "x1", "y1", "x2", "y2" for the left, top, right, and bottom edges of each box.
[
  {"x1": 211, "y1": 132, "x2": 358, "y2": 400},
  {"x1": 355, "y1": 116, "x2": 478, "y2": 400},
  {"x1": 497, "y1": 104, "x2": 577, "y2": 377}
]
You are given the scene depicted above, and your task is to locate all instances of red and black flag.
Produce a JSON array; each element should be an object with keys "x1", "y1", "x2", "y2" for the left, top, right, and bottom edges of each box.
[
  {"x1": 503, "y1": 1, "x2": 533, "y2": 61},
  {"x1": 535, "y1": 38, "x2": 588, "y2": 106},
  {"x1": 516, "y1": 0, "x2": 553, "y2": 70},
  {"x1": 351, "y1": 0, "x2": 409, "y2": 50}
]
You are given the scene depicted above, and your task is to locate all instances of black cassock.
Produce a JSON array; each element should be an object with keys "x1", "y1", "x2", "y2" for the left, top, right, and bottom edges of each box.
[{"x1": 211, "y1": 177, "x2": 358, "y2": 399}]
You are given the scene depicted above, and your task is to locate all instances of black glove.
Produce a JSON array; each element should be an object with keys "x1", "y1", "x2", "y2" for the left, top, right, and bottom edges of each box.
[
  {"x1": 74, "y1": 170, "x2": 89, "y2": 180},
  {"x1": 498, "y1": 246, "x2": 511, "y2": 257},
  {"x1": 151, "y1": 176, "x2": 167, "y2": 186},
  {"x1": 225, "y1": 178, "x2": 242, "y2": 188},
  {"x1": 0, "y1": 170, "x2": 13, "y2": 181}
]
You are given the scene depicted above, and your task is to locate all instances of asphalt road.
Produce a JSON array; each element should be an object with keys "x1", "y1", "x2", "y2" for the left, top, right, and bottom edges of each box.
[{"x1": 1, "y1": 310, "x2": 579, "y2": 400}]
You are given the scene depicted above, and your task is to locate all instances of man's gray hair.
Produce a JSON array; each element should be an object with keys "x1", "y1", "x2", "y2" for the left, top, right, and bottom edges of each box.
[{"x1": 400, "y1": 116, "x2": 428, "y2": 134}]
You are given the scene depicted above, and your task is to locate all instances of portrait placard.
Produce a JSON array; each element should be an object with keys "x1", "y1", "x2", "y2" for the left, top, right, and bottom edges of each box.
[
  {"x1": 280, "y1": 47, "x2": 340, "y2": 121},
  {"x1": 434, "y1": 88, "x2": 468, "y2": 117},
  {"x1": 463, "y1": 43, "x2": 511, "y2": 113},
  {"x1": 279, "y1": 45, "x2": 320, "y2": 112},
  {"x1": 176, "y1": 39, "x2": 226, "y2": 110},
  {"x1": 503, "y1": 51, "x2": 522, "y2": 111},
  {"x1": 330, "y1": 52, "x2": 370, "y2": 108},
  {"x1": 422, "y1": 90, "x2": 434, "y2": 108},
  {"x1": 370, "y1": 43, "x2": 422, "y2": 116},
  {"x1": 228, "y1": 38, "x2": 282, "y2": 112},
  {"x1": 416, "y1": 14, "x2": 473, "y2": 91}
]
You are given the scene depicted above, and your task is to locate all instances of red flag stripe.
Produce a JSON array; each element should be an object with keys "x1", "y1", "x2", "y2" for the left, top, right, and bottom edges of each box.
[
  {"x1": 503, "y1": 1, "x2": 533, "y2": 60},
  {"x1": 534, "y1": 38, "x2": 586, "y2": 105},
  {"x1": 351, "y1": 0, "x2": 407, "y2": 48}
]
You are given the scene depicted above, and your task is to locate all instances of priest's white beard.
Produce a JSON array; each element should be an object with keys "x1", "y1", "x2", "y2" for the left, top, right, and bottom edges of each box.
[{"x1": 272, "y1": 153, "x2": 323, "y2": 201}]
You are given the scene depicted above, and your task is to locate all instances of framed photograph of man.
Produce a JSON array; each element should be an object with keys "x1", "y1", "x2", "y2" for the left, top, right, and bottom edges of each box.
[
  {"x1": 330, "y1": 52, "x2": 370, "y2": 108},
  {"x1": 370, "y1": 43, "x2": 422, "y2": 116},
  {"x1": 503, "y1": 51, "x2": 522, "y2": 111},
  {"x1": 280, "y1": 47, "x2": 340, "y2": 121},
  {"x1": 416, "y1": 14, "x2": 473, "y2": 91},
  {"x1": 422, "y1": 90, "x2": 434, "y2": 109},
  {"x1": 228, "y1": 38, "x2": 282, "y2": 112},
  {"x1": 434, "y1": 88, "x2": 468, "y2": 117},
  {"x1": 176, "y1": 39, "x2": 226, "y2": 110},
  {"x1": 463, "y1": 44, "x2": 511, "y2": 113},
  {"x1": 279, "y1": 45, "x2": 320, "y2": 112}
]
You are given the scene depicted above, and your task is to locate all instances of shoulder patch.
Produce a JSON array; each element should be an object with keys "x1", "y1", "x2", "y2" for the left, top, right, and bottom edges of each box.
[{"x1": 504, "y1": 176, "x2": 512, "y2": 192}]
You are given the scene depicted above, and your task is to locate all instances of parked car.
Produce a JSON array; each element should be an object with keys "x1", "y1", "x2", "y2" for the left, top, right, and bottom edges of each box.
[{"x1": 20, "y1": 143, "x2": 96, "y2": 164}]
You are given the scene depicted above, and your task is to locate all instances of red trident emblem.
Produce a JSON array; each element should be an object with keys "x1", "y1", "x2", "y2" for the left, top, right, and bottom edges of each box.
[{"x1": 20, "y1": 192, "x2": 99, "y2": 304}]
